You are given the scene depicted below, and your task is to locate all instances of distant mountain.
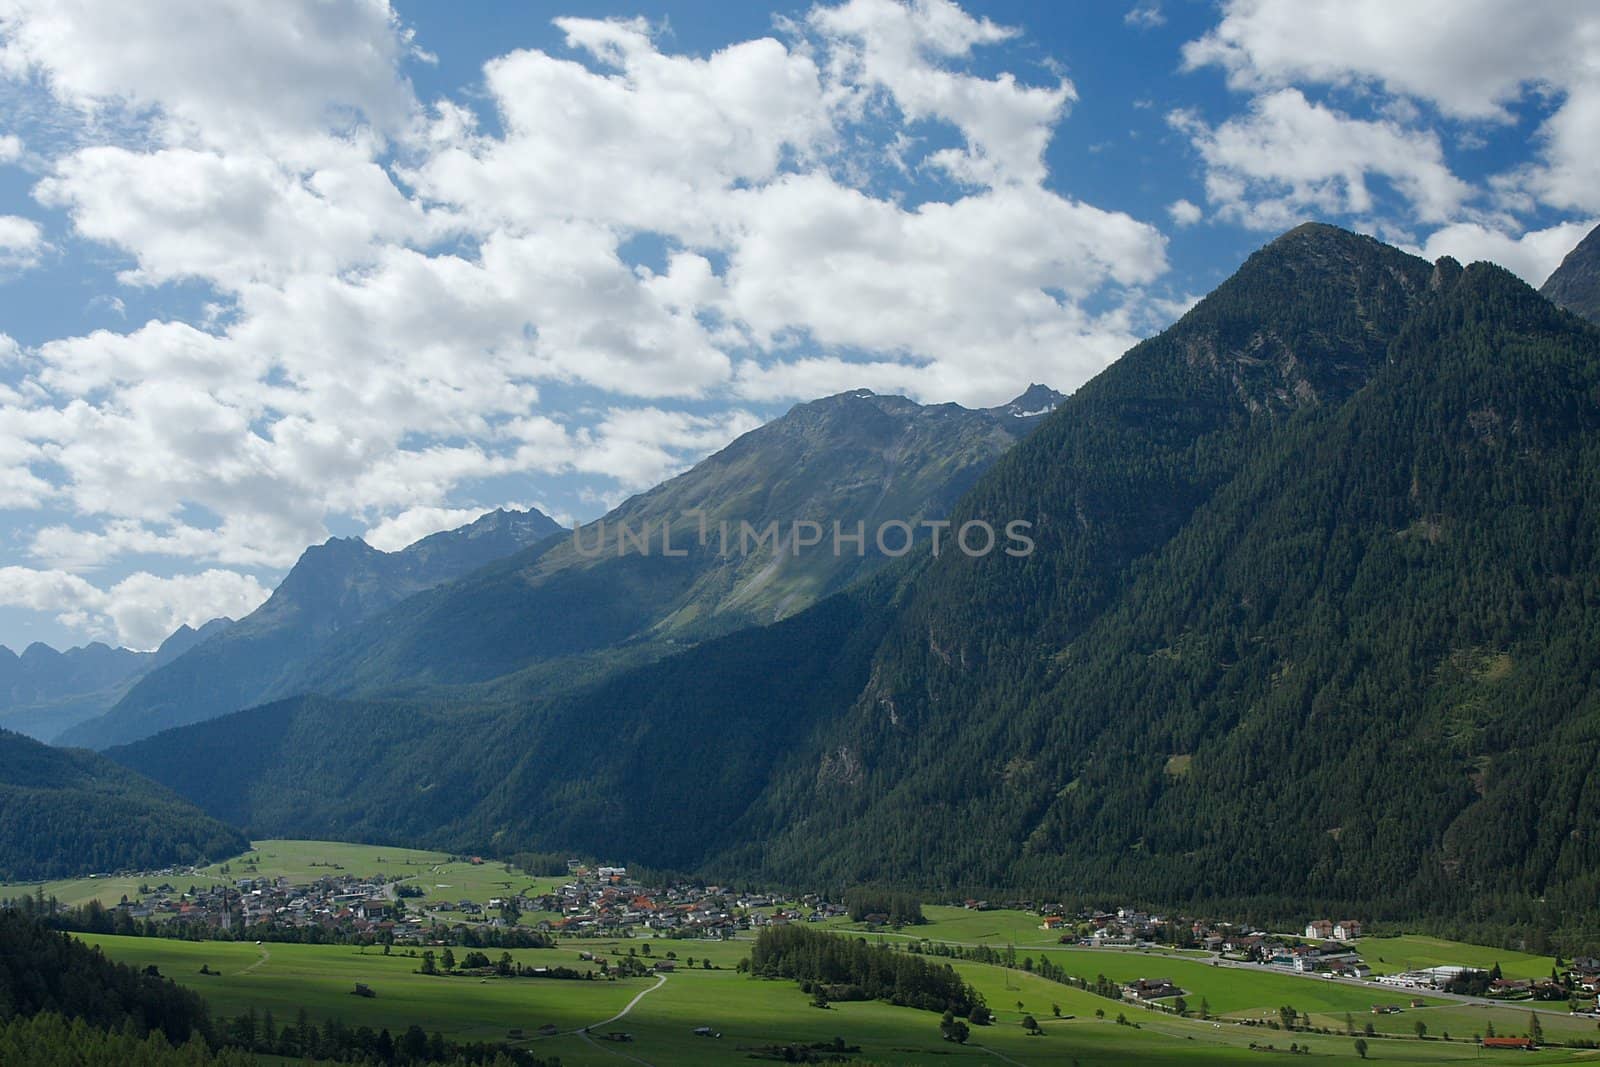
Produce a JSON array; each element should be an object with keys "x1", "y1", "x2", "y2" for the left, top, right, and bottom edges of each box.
[
  {"x1": 0, "y1": 728, "x2": 246, "y2": 881},
  {"x1": 1541, "y1": 221, "x2": 1600, "y2": 324},
  {"x1": 0, "y1": 620, "x2": 231, "y2": 743},
  {"x1": 59, "y1": 507, "x2": 562, "y2": 749},
  {"x1": 283, "y1": 385, "x2": 1064, "y2": 699}
]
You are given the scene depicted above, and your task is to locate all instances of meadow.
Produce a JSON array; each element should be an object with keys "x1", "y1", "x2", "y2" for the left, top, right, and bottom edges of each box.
[
  {"x1": 33, "y1": 841, "x2": 1597, "y2": 1063},
  {"x1": 78, "y1": 927, "x2": 1600, "y2": 1066},
  {"x1": 0, "y1": 838, "x2": 566, "y2": 910}
]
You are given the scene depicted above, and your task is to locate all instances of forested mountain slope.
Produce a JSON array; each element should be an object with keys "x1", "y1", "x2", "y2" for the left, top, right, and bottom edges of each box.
[
  {"x1": 0, "y1": 729, "x2": 246, "y2": 880},
  {"x1": 110, "y1": 224, "x2": 1600, "y2": 924}
]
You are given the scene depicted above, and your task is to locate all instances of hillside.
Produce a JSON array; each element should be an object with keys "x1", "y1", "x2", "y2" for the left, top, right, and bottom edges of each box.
[
  {"x1": 0, "y1": 729, "x2": 247, "y2": 881},
  {"x1": 279, "y1": 386, "x2": 1060, "y2": 697},
  {"x1": 1541, "y1": 221, "x2": 1600, "y2": 324},
  {"x1": 59, "y1": 507, "x2": 562, "y2": 749},
  {"x1": 0, "y1": 621, "x2": 228, "y2": 743}
]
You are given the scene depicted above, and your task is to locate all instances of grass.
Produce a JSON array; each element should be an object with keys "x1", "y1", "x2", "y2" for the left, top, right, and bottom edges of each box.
[
  {"x1": 27, "y1": 843, "x2": 1597, "y2": 1064},
  {"x1": 79, "y1": 930, "x2": 1600, "y2": 1065},
  {"x1": 0, "y1": 838, "x2": 567, "y2": 911},
  {"x1": 1359, "y1": 934, "x2": 1558, "y2": 981}
]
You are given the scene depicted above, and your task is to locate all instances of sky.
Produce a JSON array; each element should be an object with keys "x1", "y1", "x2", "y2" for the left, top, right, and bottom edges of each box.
[{"x1": 0, "y1": 0, "x2": 1595, "y2": 652}]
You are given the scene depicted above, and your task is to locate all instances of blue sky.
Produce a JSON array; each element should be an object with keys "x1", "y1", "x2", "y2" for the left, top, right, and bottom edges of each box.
[{"x1": 0, "y1": 0, "x2": 1595, "y2": 651}]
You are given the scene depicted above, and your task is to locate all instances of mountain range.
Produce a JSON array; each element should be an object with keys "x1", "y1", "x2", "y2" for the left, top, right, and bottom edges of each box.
[
  {"x1": 57, "y1": 506, "x2": 565, "y2": 749},
  {"x1": 0, "y1": 620, "x2": 228, "y2": 743},
  {"x1": 101, "y1": 221, "x2": 1600, "y2": 925},
  {"x1": 14, "y1": 219, "x2": 1600, "y2": 919},
  {"x1": 60, "y1": 386, "x2": 1062, "y2": 749}
]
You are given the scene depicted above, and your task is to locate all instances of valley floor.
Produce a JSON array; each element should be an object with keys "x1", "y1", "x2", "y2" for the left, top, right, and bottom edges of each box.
[{"x1": 25, "y1": 839, "x2": 1600, "y2": 1065}]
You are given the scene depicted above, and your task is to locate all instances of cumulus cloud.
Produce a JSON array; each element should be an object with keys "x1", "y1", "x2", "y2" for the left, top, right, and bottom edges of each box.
[
  {"x1": 363, "y1": 505, "x2": 497, "y2": 552},
  {"x1": 0, "y1": 133, "x2": 21, "y2": 161},
  {"x1": 1416, "y1": 218, "x2": 1600, "y2": 287},
  {"x1": 0, "y1": 0, "x2": 1174, "y2": 645},
  {"x1": 0, "y1": 213, "x2": 44, "y2": 270},
  {"x1": 1167, "y1": 198, "x2": 1202, "y2": 226},
  {"x1": 0, "y1": 565, "x2": 267, "y2": 649},
  {"x1": 1170, "y1": 89, "x2": 1470, "y2": 230},
  {"x1": 1183, "y1": 1, "x2": 1600, "y2": 215}
]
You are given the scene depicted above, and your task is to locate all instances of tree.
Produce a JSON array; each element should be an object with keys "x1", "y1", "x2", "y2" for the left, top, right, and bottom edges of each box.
[
  {"x1": 1052, "y1": 1003, "x2": 1062, "y2": 1018},
  {"x1": 1201, "y1": 997, "x2": 1211, "y2": 1020},
  {"x1": 441, "y1": 949, "x2": 455, "y2": 971},
  {"x1": 1486, "y1": 1020, "x2": 1496, "y2": 1038},
  {"x1": 1174, "y1": 996, "x2": 1188, "y2": 1017},
  {"x1": 1022, "y1": 1014, "x2": 1040, "y2": 1035},
  {"x1": 970, "y1": 1004, "x2": 993, "y2": 1026},
  {"x1": 1354, "y1": 1037, "x2": 1368, "y2": 1059},
  {"x1": 1345, "y1": 1011, "x2": 1355, "y2": 1034},
  {"x1": 1530, "y1": 1012, "x2": 1543, "y2": 1045},
  {"x1": 1415, "y1": 1019, "x2": 1427, "y2": 1039},
  {"x1": 811, "y1": 986, "x2": 830, "y2": 1009},
  {"x1": 420, "y1": 951, "x2": 437, "y2": 976}
]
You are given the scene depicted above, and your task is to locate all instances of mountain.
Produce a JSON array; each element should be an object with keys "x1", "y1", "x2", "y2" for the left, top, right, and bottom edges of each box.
[
  {"x1": 1541, "y1": 221, "x2": 1600, "y2": 324},
  {"x1": 0, "y1": 728, "x2": 247, "y2": 881},
  {"x1": 266, "y1": 385, "x2": 1063, "y2": 699},
  {"x1": 0, "y1": 620, "x2": 231, "y2": 743},
  {"x1": 58, "y1": 507, "x2": 562, "y2": 749},
  {"x1": 114, "y1": 224, "x2": 1600, "y2": 926}
]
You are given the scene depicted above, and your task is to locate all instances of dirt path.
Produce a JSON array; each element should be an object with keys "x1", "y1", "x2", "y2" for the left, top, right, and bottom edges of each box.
[
  {"x1": 575, "y1": 972, "x2": 668, "y2": 1033},
  {"x1": 237, "y1": 945, "x2": 271, "y2": 975}
]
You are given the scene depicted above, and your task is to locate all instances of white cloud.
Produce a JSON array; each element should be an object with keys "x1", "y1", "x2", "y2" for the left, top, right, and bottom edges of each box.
[
  {"x1": 1167, "y1": 198, "x2": 1202, "y2": 226},
  {"x1": 1183, "y1": 1, "x2": 1600, "y2": 214},
  {"x1": 1170, "y1": 89, "x2": 1470, "y2": 230},
  {"x1": 0, "y1": 212, "x2": 44, "y2": 269},
  {"x1": 363, "y1": 505, "x2": 497, "y2": 552},
  {"x1": 0, "y1": 0, "x2": 1175, "y2": 643},
  {"x1": 0, "y1": 0, "x2": 417, "y2": 160},
  {"x1": 35, "y1": 145, "x2": 436, "y2": 288},
  {"x1": 808, "y1": 0, "x2": 1073, "y2": 186},
  {"x1": 0, "y1": 565, "x2": 267, "y2": 649},
  {"x1": 0, "y1": 132, "x2": 20, "y2": 161},
  {"x1": 1124, "y1": 4, "x2": 1165, "y2": 30},
  {"x1": 1416, "y1": 218, "x2": 1600, "y2": 287}
]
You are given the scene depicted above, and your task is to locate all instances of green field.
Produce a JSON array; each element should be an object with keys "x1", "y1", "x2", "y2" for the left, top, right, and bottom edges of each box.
[
  {"x1": 28, "y1": 842, "x2": 1600, "y2": 1063},
  {"x1": 0, "y1": 838, "x2": 567, "y2": 911},
  {"x1": 1359, "y1": 934, "x2": 1560, "y2": 981},
  {"x1": 77, "y1": 930, "x2": 1600, "y2": 1066}
]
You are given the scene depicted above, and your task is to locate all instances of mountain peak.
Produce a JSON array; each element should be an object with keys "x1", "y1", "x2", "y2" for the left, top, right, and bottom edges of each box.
[
  {"x1": 1540, "y1": 221, "x2": 1600, "y2": 325},
  {"x1": 988, "y1": 383, "x2": 1064, "y2": 422}
]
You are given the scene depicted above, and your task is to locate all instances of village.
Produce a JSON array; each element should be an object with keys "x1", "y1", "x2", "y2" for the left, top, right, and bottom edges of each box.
[
  {"x1": 52, "y1": 857, "x2": 1600, "y2": 1019},
  {"x1": 80, "y1": 859, "x2": 854, "y2": 949}
]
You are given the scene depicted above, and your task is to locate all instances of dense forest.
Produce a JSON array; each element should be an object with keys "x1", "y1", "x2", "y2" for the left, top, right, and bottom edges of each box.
[
  {"x1": 0, "y1": 908, "x2": 556, "y2": 1065},
  {"x1": 0, "y1": 729, "x2": 247, "y2": 881},
  {"x1": 0, "y1": 907, "x2": 215, "y2": 1045},
  {"x1": 108, "y1": 225, "x2": 1600, "y2": 935},
  {"x1": 748, "y1": 925, "x2": 985, "y2": 1017}
]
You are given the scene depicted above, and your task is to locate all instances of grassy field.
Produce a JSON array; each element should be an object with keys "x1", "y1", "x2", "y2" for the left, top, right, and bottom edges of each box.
[
  {"x1": 1360, "y1": 934, "x2": 1560, "y2": 981},
  {"x1": 78, "y1": 930, "x2": 1600, "y2": 1066},
  {"x1": 0, "y1": 838, "x2": 568, "y2": 911},
  {"x1": 29, "y1": 841, "x2": 1599, "y2": 1064}
]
